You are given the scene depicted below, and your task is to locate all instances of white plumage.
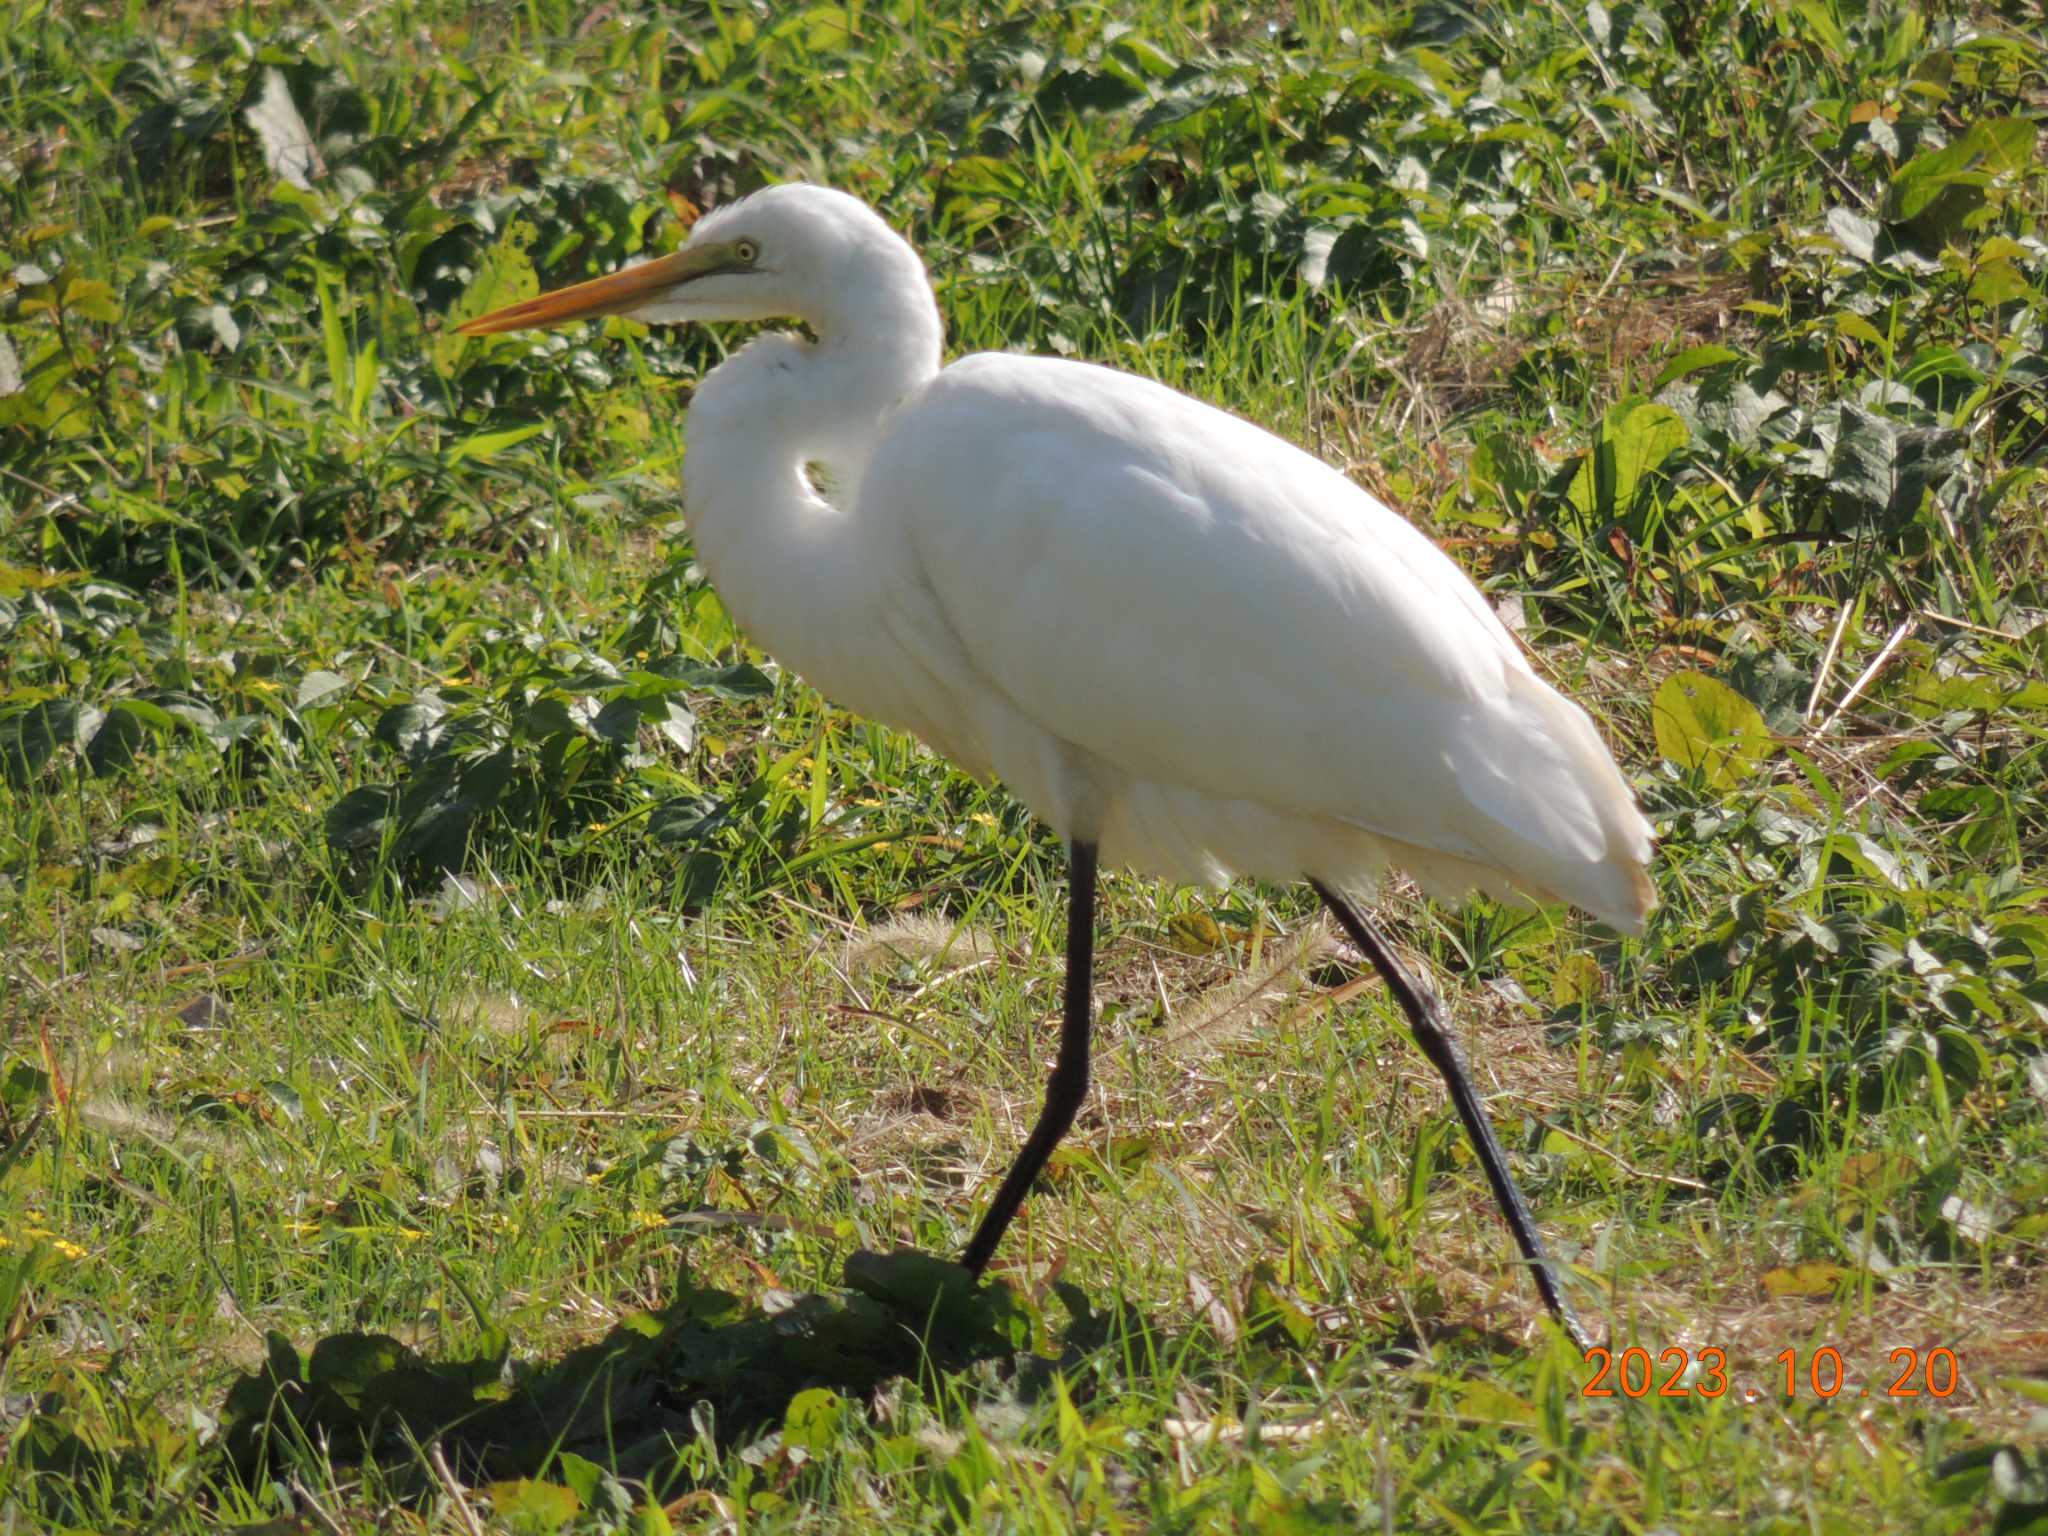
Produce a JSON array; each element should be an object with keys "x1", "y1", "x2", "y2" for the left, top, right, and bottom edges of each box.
[
  {"x1": 856, "y1": 353, "x2": 1655, "y2": 928},
  {"x1": 528, "y1": 183, "x2": 1654, "y2": 931},
  {"x1": 459, "y1": 180, "x2": 1655, "y2": 1340}
]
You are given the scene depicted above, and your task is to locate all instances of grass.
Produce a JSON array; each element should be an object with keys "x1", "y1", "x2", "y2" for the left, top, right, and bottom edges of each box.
[{"x1": 4, "y1": 0, "x2": 2048, "y2": 1530}]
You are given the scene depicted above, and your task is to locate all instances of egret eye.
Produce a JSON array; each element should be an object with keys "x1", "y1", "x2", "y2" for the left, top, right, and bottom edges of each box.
[{"x1": 734, "y1": 239, "x2": 759, "y2": 265}]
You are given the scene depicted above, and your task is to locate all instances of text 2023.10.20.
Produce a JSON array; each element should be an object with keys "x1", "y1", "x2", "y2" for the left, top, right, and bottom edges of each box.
[{"x1": 1581, "y1": 1346, "x2": 1961, "y2": 1399}]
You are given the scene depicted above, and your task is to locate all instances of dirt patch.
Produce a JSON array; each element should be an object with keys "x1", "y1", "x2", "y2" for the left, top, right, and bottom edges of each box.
[{"x1": 875, "y1": 1080, "x2": 966, "y2": 1120}]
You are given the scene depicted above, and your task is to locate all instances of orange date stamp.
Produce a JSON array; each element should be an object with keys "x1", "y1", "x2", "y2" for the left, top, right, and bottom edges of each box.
[{"x1": 1580, "y1": 1345, "x2": 1961, "y2": 1399}]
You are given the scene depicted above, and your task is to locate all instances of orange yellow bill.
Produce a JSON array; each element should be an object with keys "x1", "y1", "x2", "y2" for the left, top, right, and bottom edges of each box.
[{"x1": 456, "y1": 243, "x2": 730, "y2": 336}]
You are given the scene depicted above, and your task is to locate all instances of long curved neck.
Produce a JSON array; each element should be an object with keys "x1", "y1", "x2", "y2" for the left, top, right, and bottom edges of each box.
[{"x1": 680, "y1": 262, "x2": 941, "y2": 709}]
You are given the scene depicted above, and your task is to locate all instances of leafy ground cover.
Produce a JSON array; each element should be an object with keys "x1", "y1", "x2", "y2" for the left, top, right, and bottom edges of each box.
[{"x1": 3, "y1": 0, "x2": 2046, "y2": 1529}]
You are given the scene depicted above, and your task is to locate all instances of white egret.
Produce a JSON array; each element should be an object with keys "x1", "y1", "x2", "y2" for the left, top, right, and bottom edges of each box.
[{"x1": 460, "y1": 183, "x2": 1654, "y2": 1348}]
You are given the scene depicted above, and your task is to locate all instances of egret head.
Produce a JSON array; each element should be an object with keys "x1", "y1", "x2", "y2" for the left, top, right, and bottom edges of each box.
[{"x1": 457, "y1": 182, "x2": 926, "y2": 338}]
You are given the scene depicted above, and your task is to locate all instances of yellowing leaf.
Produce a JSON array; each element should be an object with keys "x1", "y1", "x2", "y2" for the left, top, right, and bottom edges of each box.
[
  {"x1": 1452, "y1": 1379, "x2": 1537, "y2": 1425},
  {"x1": 61, "y1": 278, "x2": 120, "y2": 323},
  {"x1": 1761, "y1": 1261, "x2": 1849, "y2": 1298},
  {"x1": 1550, "y1": 953, "x2": 1604, "y2": 1006},
  {"x1": 1837, "y1": 1151, "x2": 1912, "y2": 1192},
  {"x1": 1969, "y1": 257, "x2": 2030, "y2": 305},
  {"x1": 485, "y1": 1479, "x2": 580, "y2": 1533},
  {"x1": 1653, "y1": 671, "x2": 1774, "y2": 789},
  {"x1": 1834, "y1": 311, "x2": 1887, "y2": 349}
]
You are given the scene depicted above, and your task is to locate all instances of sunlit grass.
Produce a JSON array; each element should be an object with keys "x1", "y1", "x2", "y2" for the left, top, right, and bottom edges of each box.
[{"x1": 2, "y1": 0, "x2": 2045, "y2": 1530}]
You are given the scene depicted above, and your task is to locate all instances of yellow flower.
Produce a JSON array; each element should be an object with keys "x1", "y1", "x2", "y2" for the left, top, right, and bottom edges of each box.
[{"x1": 49, "y1": 1240, "x2": 86, "y2": 1261}]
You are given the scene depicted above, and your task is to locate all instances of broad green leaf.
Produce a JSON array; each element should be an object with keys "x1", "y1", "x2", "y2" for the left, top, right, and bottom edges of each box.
[
  {"x1": 375, "y1": 697, "x2": 447, "y2": 753},
  {"x1": 296, "y1": 670, "x2": 349, "y2": 709},
  {"x1": 650, "y1": 698, "x2": 695, "y2": 752},
  {"x1": 1960, "y1": 116, "x2": 2036, "y2": 175},
  {"x1": 591, "y1": 694, "x2": 644, "y2": 745},
  {"x1": 1569, "y1": 400, "x2": 1689, "y2": 520},
  {"x1": 445, "y1": 421, "x2": 545, "y2": 465},
  {"x1": 438, "y1": 222, "x2": 540, "y2": 375},
  {"x1": 1886, "y1": 117, "x2": 2037, "y2": 227},
  {"x1": 1826, "y1": 403, "x2": 1964, "y2": 534},
  {"x1": 0, "y1": 701, "x2": 81, "y2": 784},
  {"x1": 1826, "y1": 831, "x2": 1906, "y2": 889},
  {"x1": 796, "y1": 4, "x2": 856, "y2": 50},
  {"x1": 648, "y1": 794, "x2": 728, "y2": 845},
  {"x1": 1651, "y1": 344, "x2": 1741, "y2": 392},
  {"x1": 553, "y1": 1453, "x2": 604, "y2": 1507},
  {"x1": 1791, "y1": 0, "x2": 1845, "y2": 56},
  {"x1": 1244, "y1": 1266, "x2": 1316, "y2": 1349},
  {"x1": 1652, "y1": 671, "x2": 1773, "y2": 788},
  {"x1": 643, "y1": 657, "x2": 773, "y2": 698},
  {"x1": 325, "y1": 785, "x2": 398, "y2": 851},
  {"x1": 782, "y1": 1387, "x2": 847, "y2": 1453},
  {"x1": 1468, "y1": 431, "x2": 1537, "y2": 516},
  {"x1": 307, "y1": 1332, "x2": 410, "y2": 1399},
  {"x1": 1607, "y1": 403, "x2": 1689, "y2": 509},
  {"x1": 85, "y1": 703, "x2": 151, "y2": 775}
]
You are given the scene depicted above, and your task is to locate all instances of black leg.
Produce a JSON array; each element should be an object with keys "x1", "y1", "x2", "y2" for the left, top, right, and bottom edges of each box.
[
  {"x1": 962, "y1": 839, "x2": 1098, "y2": 1277},
  {"x1": 1312, "y1": 881, "x2": 1593, "y2": 1351}
]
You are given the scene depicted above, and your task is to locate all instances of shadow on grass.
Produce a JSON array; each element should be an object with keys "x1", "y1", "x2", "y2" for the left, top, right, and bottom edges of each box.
[
  {"x1": 9, "y1": 1248, "x2": 1547, "y2": 1526},
  {"x1": 215, "y1": 1249, "x2": 1121, "y2": 1493}
]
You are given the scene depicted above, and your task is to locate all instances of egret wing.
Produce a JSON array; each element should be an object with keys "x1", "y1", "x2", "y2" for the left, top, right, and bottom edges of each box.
[{"x1": 862, "y1": 353, "x2": 1652, "y2": 925}]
